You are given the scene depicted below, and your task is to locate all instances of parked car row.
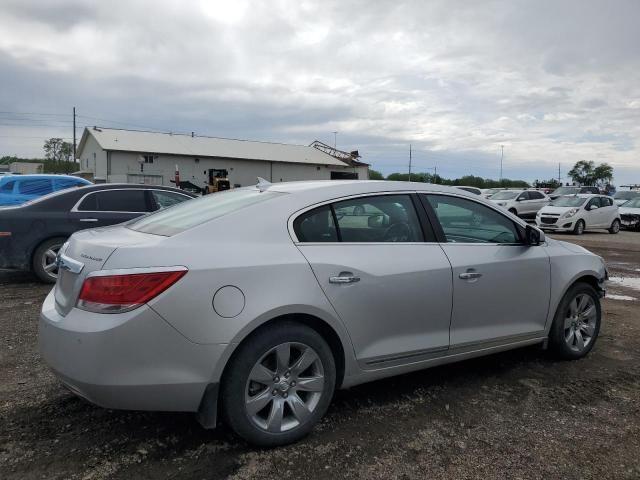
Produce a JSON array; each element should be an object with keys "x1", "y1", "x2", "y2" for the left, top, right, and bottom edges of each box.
[{"x1": 0, "y1": 183, "x2": 195, "y2": 282}]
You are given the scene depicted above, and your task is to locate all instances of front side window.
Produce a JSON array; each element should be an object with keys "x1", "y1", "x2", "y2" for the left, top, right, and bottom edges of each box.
[
  {"x1": 490, "y1": 191, "x2": 519, "y2": 200},
  {"x1": 0, "y1": 180, "x2": 15, "y2": 192},
  {"x1": 529, "y1": 191, "x2": 544, "y2": 199},
  {"x1": 425, "y1": 194, "x2": 520, "y2": 244},
  {"x1": 586, "y1": 197, "x2": 601, "y2": 210},
  {"x1": 517, "y1": 191, "x2": 529, "y2": 201},
  {"x1": 18, "y1": 179, "x2": 53, "y2": 195},
  {"x1": 601, "y1": 197, "x2": 613, "y2": 207},
  {"x1": 151, "y1": 190, "x2": 191, "y2": 210}
]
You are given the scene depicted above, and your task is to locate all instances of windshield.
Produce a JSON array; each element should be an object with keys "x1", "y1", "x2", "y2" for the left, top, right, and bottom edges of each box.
[
  {"x1": 621, "y1": 197, "x2": 640, "y2": 208},
  {"x1": 490, "y1": 191, "x2": 519, "y2": 200},
  {"x1": 129, "y1": 188, "x2": 284, "y2": 236},
  {"x1": 614, "y1": 191, "x2": 640, "y2": 200},
  {"x1": 551, "y1": 196, "x2": 587, "y2": 207},
  {"x1": 552, "y1": 187, "x2": 579, "y2": 195}
]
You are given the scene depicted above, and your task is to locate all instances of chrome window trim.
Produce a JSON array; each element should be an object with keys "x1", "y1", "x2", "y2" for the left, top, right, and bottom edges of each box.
[
  {"x1": 70, "y1": 188, "x2": 192, "y2": 214},
  {"x1": 86, "y1": 265, "x2": 188, "y2": 278}
]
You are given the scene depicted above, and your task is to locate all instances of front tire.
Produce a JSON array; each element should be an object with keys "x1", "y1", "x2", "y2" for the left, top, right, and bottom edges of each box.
[
  {"x1": 608, "y1": 219, "x2": 620, "y2": 234},
  {"x1": 573, "y1": 219, "x2": 585, "y2": 235},
  {"x1": 508, "y1": 208, "x2": 518, "y2": 216},
  {"x1": 32, "y1": 237, "x2": 67, "y2": 283},
  {"x1": 548, "y1": 282, "x2": 601, "y2": 360},
  {"x1": 221, "y1": 322, "x2": 336, "y2": 447}
]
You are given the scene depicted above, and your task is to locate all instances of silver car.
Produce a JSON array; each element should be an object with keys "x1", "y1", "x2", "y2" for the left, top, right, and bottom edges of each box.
[{"x1": 40, "y1": 180, "x2": 606, "y2": 447}]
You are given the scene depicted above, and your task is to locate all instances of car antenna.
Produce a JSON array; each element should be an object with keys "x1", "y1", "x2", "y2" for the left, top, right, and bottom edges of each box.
[{"x1": 256, "y1": 177, "x2": 272, "y2": 192}]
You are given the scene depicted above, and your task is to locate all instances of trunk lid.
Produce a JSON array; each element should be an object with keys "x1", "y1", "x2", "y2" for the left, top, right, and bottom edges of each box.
[{"x1": 54, "y1": 225, "x2": 164, "y2": 316}]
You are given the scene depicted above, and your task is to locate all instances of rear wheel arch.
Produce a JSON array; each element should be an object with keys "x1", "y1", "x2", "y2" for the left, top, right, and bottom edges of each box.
[{"x1": 197, "y1": 313, "x2": 347, "y2": 430}]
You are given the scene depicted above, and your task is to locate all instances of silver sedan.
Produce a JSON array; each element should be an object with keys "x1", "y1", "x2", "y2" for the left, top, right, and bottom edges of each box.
[{"x1": 40, "y1": 180, "x2": 606, "y2": 447}]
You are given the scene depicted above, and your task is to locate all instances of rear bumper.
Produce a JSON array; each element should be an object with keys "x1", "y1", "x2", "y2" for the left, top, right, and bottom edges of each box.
[{"x1": 39, "y1": 290, "x2": 227, "y2": 412}]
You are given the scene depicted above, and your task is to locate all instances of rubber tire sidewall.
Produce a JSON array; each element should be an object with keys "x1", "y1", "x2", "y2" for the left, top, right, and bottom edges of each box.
[
  {"x1": 548, "y1": 282, "x2": 601, "y2": 360},
  {"x1": 221, "y1": 321, "x2": 336, "y2": 447},
  {"x1": 32, "y1": 237, "x2": 67, "y2": 284},
  {"x1": 508, "y1": 208, "x2": 518, "y2": 216},
  {"x1": 609, "y1": 219, "x2": 620, "y2": 234},
  {"x1": 573, "y1": 220, "x2": 585, "y2": 235}
]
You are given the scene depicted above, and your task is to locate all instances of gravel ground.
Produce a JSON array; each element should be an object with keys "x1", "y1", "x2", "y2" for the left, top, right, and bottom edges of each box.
[{"x1": 1, "y1": 232, "x2": 639, "y2": 480}]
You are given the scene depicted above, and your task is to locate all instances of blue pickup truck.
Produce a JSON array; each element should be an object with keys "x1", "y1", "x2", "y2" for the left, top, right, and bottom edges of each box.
[{"x1": 0, "y1": 175, "x2": 91, "y2": 206}]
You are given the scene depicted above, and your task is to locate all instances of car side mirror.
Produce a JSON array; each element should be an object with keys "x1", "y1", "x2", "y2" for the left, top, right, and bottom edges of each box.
[
  {"x1": 525, "y1": 224, "x2": 544, "y2": 246},
  {"x1": 589, "y1": 205, "x2": 599, "y2": 210},
  {"x1": 516, "y1": 197, "x2": 524, "y2": 202}
]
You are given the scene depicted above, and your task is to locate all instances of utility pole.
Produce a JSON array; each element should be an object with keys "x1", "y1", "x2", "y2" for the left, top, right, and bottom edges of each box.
[
  {"x1": 558, "y1": 163, "x2": 561, "y2": 185},
  {"x1": 500, "y1": 145, "x2": 504, "y2": 181},
  {"x1": 434, "y1": 165, "x2": 437, "y2": 183},
  {"x1": 408, "y1": 144, "x2": 412, "y2": 182},
  {"x1": 73, "y1": 107, "x2": 77, "y2": 164},
  {"x1": 332, "y1": 131, "x2": 338, "y2": 150}
]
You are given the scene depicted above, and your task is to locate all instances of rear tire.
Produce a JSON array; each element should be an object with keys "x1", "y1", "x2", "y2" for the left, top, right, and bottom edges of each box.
[
  {"x1": 221, "y1": 322, "x2": 336, "y2": 447},
  {"x1": 32, "y1": 237, "x2": 67, "y2": 283},
  {"x1": 573, "y1": 219, "x2": 585, "y2": 235},
  {"x1": 508, "y1": 208, "x2": 518, "y2": 216},
  {"x1": 548, "y1": 282, "x2": 601, "y2": 360},
  {"x1": 608, "y1": 219, "x2": 620, "y2": 234}
]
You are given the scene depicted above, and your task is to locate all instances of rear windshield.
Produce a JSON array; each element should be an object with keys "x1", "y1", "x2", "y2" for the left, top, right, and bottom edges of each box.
[
  {"x1": 490, "y1": 191, "x2": 519, "y2": 200},
  {"x1": 128, "y1": 188, "x2": 283, "y2": 236},
  {"x1": 551, "y1": 196, "x2": 587, "y2": 207}
]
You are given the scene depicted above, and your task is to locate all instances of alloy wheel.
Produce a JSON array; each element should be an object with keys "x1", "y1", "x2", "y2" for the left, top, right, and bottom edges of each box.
[
  {"x1": 244, "y1": 342, "x2": 325, "y2": 433},
  {"x1": 563, "y1": 293, "x2": 597, "y2": 352},
  {"x1": 41, "y1": 243, "x2": 62, "y2": 279}
]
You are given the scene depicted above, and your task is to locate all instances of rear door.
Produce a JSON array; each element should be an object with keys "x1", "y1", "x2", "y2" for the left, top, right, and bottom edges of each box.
[
  {"x1": 69, "y1": 188, "x2": 152, "y2": 227},
  {"x1": 421, "y1": 193, "x2": 550, "y2": 347},
  {"x1": 528, "y1": 190, "x2": 548, "y2": 213},
  {"x1": 294, "y1": 193, "x2": 453, "y2": 366}
]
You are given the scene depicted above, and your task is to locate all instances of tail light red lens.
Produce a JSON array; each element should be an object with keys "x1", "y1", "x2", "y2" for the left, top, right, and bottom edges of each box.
[{"x1": 77, "y1": 270, "x2": 186, "y2": 313}]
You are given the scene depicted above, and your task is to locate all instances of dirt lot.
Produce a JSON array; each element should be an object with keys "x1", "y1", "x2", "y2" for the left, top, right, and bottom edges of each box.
[{"x1": 1, "y1": 231, "x2": 640, "y2": 480}]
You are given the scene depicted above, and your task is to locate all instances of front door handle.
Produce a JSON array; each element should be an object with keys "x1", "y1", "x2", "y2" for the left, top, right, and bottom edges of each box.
[
  {"x1": 329, "y1": 272, "x2": 360, "y2": 284},
  {"x1": 79, "y1": 218, "x2": 99, "y2": 222},
  {"x1": 459, "y1": 272, "x2": 482, "y2": 280}
]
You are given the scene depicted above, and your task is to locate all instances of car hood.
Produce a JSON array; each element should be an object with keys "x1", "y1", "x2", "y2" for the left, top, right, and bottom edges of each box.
[
  {"x1": 538, "y1": 206, "x2": 576, "y2": 215},
  {"x1": 619, "y1": 207, "x2": 640, "y2": 215}
]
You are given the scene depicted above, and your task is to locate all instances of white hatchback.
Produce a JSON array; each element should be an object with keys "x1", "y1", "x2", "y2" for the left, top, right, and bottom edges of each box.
[
  {"x1": 489, "y1": 189, "x2": 550, "y2": 219},
  {"x1": 536, "y1": 194, "x2": 620, "y2": 235}
]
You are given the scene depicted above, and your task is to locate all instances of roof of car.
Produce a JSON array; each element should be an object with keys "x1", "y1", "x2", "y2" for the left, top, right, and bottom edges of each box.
[{"x1": 265, "y1": 180, "x2": 476, "y2": 196}]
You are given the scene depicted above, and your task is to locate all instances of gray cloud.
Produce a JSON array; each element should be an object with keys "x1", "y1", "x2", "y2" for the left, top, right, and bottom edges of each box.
[{"x1": 1, "y1": 0, "x2": 639, "y2": 183}]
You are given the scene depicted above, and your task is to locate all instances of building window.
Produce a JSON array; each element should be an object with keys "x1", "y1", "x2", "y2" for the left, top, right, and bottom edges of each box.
[{"x1": 144, "y1": 155, "x2": 156, "y2": 164}]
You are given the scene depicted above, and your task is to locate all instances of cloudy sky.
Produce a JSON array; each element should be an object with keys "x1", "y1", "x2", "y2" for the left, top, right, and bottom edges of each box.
[{"x1": 1, "y1": 0, "x2": 639, "y2": 183}]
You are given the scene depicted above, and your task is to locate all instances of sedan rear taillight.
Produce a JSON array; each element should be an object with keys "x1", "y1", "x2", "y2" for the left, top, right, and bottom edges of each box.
[{"x1": 77, "y1": 269, "x2": 186, "y2": 313}]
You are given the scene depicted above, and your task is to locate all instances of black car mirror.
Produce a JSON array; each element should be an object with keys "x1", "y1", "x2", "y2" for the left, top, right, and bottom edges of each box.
[{"x1": 525, "y1": 224, "x2": 543, "y2": 245}]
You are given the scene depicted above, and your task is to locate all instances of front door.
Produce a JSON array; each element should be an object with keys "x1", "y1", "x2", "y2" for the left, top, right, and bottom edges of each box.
[
  {"x1": 421, "y1": 193, "x2": 551, "y2": 347},
  {"x1": 294, "y1": 193, "x2": 453, "y2": 365}
]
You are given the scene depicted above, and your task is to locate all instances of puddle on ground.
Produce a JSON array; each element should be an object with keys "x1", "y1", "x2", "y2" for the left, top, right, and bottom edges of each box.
[
  {"x1": 608, "y1": 276, "x2": 640, "y2": 291},
  {"x1": 607, "y1": 294, "x2": 637, "y2": 302}
]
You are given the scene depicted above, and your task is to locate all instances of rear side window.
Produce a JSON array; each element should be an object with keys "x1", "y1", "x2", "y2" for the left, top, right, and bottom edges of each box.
[
  {"x1": 529, "y1": 191, "x2": 545, "y2": 199},
  {"x1": 78, "y1": 190, "x2": 149, "y2": 212},
  {"x1": 0, "y1": 180, "x2": 15, "y2": 192},
  {"x1": 55, "y1": 178, "x2": 86, "y2": 190},
  {"x1": 294, "y1": 194, "x2": 424, "y2": 243},
  {"x1": 18, "y1": 179, "x2": 53, "y2": 195},
  {"x1": 293, "y1": 206, "x2": 338, "y2": 242},
  {"x1": 129, "y1": 188, "x2": 283, "y2": 236}
]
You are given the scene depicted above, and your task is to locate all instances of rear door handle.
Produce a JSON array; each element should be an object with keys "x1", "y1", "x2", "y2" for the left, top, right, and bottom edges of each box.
[
  {"x1": 79, "y1": 218, "x2": 99, "y2": 222},
  {"x1": 459, "y1": 272, "x2": 482, "y2": 280},
  {"x1": 329, "y1": 272, "x2": 360, "y2": 284}
]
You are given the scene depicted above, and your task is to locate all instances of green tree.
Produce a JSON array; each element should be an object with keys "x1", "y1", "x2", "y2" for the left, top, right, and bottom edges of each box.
[
  {"x1": 568, "y1": 160, "x2": 614, "y2": 185},
  {"x1": 593, "y1": 163, "x2": 613, "y2": 184},
  {"x1": 368, "y1": 169, "x2": 384, "y2": 180},
  {"x1": 44, "y1": 138, "x2": 72, "y2": 162}
]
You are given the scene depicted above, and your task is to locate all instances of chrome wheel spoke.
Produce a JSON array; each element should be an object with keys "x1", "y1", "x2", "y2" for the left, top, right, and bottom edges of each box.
[
  {"x1": 291, "y1": 348, "x2": 318, "y2": 377},
  {"x1": 575, "y1": 329, "x2": 585, "y2": 350},
  {"x1": 564, "y1": 316, "x2": 573, "y2": 330},
  {"x1": 565, "y1": 328, "x2": 575, "y2": 344},
  {"x1": 45, "y1": 249, "x2": 57, "y2": 260},
  {"x1": 569, "y1": 298, "x2": 579, "y2": 316},
  {"x1": 249, "y1": 363, "x2": 276, "y2": 384},
  {"x1": 581, "y1": 304, "x2": 595, "y2": 321},
  {"x1": 44, "y1": 263, "x2": 57, "y2": 273},
  {"x1": 581, "y1": 322, "x2": 595, "y2": 337},
  {"x1": 275, "y1": 344, "x2": 291, "y2": 373},
  {"x1": 296, "y1": 375, "x2": 324, "y2": 392},
  {"x1": 287, "y1": 393, "x2": 311, "y2": 423},
  {"x1": 266, "y1": 398, "x2": 285, "y2": 432},
  {"x1": 246, "y1": 388, "x2": 272, "y2": 416},
  {"x1": 576, "y1": 294, "x2": 589, "y2": 313}
]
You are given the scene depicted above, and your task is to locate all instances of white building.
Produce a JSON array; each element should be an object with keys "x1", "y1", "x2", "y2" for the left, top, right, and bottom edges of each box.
[{"x1": 76, "y1": 127, "x2": 368, "y2": 188}]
